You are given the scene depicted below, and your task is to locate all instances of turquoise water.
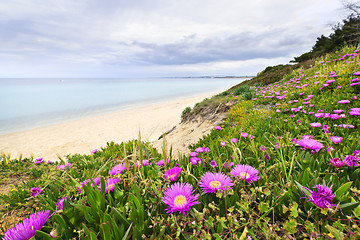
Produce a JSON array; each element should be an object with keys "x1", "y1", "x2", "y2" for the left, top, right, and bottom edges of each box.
[{"x1": 0, "y1": 78, "x2": 246, "y2": 135}]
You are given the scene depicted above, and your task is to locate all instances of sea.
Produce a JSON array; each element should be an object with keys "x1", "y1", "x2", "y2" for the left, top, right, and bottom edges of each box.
[{"x1": 0, "y1": 77, "x2": 247, "y2": 135}]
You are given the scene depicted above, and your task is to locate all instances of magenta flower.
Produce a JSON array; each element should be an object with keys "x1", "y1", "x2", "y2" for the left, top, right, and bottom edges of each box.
[
  {"x1": 4, "y1": 210, "x2": 51, "y2": 240},
  {"x1": 189, "y1": 157, "x2": 199, "y2": 165},
  {"x1": 220, "y1": 141, "x2": 226, "y2": 147},
  {"x1": 338, "y1": 100, "x2": 350, "y2": 104},
  {"x1": 103, "y1": 178, "x2": 121, "y2": 194},
  {"x1": 210, "y1": 160, "x2": 217, "y2": 167},
  {"x1": 136, "y1": 159, "x2": 150, "y2": 167},
  {"x1": 58, "y1": 163, "x2": 72, "y2": 171},
  {"x1": 195, "y1": 147, "x2": 205, "y2": 153},
  {"x1": 77, "y1": 177, "x2": 101, "y2": 193},
  {"x1": 310, "y1": 122, "x2": 322, "y2": 128},
  {"x1": 329, "y1": 158, "x2": 345, "y2": 168},
  {"x1": 189, "y1": 152, "x2": 198, "y2": 157},
  {"x1": 330, "y1": 136, "x2": 343, "y2": 144},
  {"x1": 56, "y1": 196, "x2": 68, "y2": 211},
  {"x1": 30, "y1": 187, "x2": 42, "y2": 197},
  {"x1": 343, "y1": 154, "x2": 360, "y2": 167},
  {"x1": 333, "y1": 110, "x2": 344, "y2": 114},
  {"x1": 230, "y1": 165, "x2": 260, "y2": 183},
  {"x1": 260, "y1": 145, "x2": 265, "y2": 151},
  {"x1": 199, "y1": 172, "x2": 233, "y2": 193},
  {"x1": 297, "y1": 137, "x2": 324, "y2": 152},
  {"x1": 330, "y1": 114, "x2": 340, "y2": 120},
  {"x1": 162, "y1": 183, "x2": 200, "y2": 215},
  {"x1": 214, "y1": 126, "x2": 222, "y2": 130},
  {"x1": 91, "y1": 149, "x2": 98, "y2": 154},
  {"x1": 157, "y1": 159, "x2": 169, "y2": 166},
  {"x1": 34, "y1": 158, "x2": 43, "y2": 164},
  {"x1": 109, "y1": 163, "x2": 129, "y2": 175},
  {"x1": 231, "y1": 138, "x2": 238, "y2": 143},
  {"x1": 339, "y1": 124, "x2": 355, "y2": 128},
  {"x1": 302, "y1": 184, "x2": 336, "y2": 209},
  {"x1": 349, "y1": 108, "x2": 360, "y2": 116},
  {"x1": 164, "y1": 166, "x2": 182, "y2": 181},
  {"x1": 241, "y1": 132, "x2": 248, "y2": 138},
  {"x1": 223, "y1": 161, "x2": 234, "y2": 169}
]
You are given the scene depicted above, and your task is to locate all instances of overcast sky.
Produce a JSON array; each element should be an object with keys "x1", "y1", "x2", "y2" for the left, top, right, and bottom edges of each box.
[{"x1": 0, "y1": 0, "x2": 348, "y2": 78}]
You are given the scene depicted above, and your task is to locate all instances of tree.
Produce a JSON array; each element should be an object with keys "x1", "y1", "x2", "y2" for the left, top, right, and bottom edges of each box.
[{"x1": 292, "y1": 1, "x2": 360, "y2": 63}]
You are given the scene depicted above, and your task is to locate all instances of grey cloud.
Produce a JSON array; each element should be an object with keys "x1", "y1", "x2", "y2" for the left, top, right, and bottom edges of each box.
[{"x1": 122, "y1": 27, "x2": 311, "y2": 65}]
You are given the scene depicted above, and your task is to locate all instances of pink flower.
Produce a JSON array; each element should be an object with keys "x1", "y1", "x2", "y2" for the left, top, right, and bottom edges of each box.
[
  {"x1": 314, "y1": 113, "x2": 324, "y2": 118},
  {"x1": 189, "y1": 152, "x2": 198, "y2": 157},
  {"x1": 223, "y1": 161, "x2": 234, "y2": 169},
  {"x1": 310, "y1": 122, "x2": 322, "y2": 128},
  {"x1": 157, "y1": 159, "x2": 169, "y2": 166},
  {"x1": 329, "y1": 158, "x2": 344, "y2": 168},
  {"x1": 214, "y1": 126, "x2": 222, "y2": 130},
  {"x1": 210, "y1": 160, "x2": 217, "y2": 167},
  {"x1": 330, "y1": 114, "x2": 340, "y2": 120},
  {"x1": 231, "y1": 138, "x2": 238, "y2": 143},
  {"x1": 195, "y1": 147, "x2": 205, "y2": 153},
  {"x1": 230, "y1": 165, "x2": 260, "y2": 183},
  {"x1": 30, "y1": 187, "x2": 42, "y2": 197},
  {"x1": 220, "y1": 141, "x2": 226, "y2": 147},
  {"x1": 302, "y1": 184, "x2": 336, "y2": 209},
  {"x1": 34, "y1": 158, "x2": 43, "y2": 164},
  {"x1": 189, "y1": 157, "x2": 199, "y2": 165},
  {"x1": 338, "y1": 100, "x2": 350, "y2": 104},
  {"x1": 164, "y1": 166, "x2": 182, "y2": 182},
  {"x1": 241, "y1": 132, "x2": 248, "y2": 138},
  {"x1": 330, "y1": 136, "x2": 343, "y2": 144},
  {"x1": 297, "y1": 137, "x2": 324, "y2": 152}
]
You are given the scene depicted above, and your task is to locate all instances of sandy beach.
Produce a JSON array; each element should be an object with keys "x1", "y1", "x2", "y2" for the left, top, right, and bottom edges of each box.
[{"x1": 0, "y1": 91, "x2": 220, "y2": 161}]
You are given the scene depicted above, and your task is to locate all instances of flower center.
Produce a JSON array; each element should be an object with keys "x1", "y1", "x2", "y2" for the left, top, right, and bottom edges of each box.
[
  {"x1": 174, "y1": 195, "x2": 187, "y2": 207},
  {"x1": 240, "y1": 172, "x2": 250, "y2": 179},
  {"x1": 209, "y1": 180, "x2": 221, "y2": 188},
  {"x1": 170, "y1": 174, "x2": 176, "y2": 178}
]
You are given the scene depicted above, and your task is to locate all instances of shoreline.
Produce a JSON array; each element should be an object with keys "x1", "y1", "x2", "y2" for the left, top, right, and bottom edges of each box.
[{"x1": 0, "y1": 90, "x2": 222, "y2": 162}]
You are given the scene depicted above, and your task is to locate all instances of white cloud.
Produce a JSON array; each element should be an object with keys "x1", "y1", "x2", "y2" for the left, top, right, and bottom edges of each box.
[{"x1": 0, "y1": 0, "x2": 347, "y2": 77}]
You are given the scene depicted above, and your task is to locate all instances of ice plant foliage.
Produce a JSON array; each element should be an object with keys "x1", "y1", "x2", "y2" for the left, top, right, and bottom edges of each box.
[
  {"x1": 4, "y1": 210, "x2": 51, "y2": 240},
  {"x1": 302, "y1": 184, "x2": 336, "y2": 209},
  {"x1": 198, "y1": 172, "x2": 233, "y2": 193},
  {"x1": 162, "y1": 182, "x2": 200, "y2": 215},
  {"x1": 230, "y1": 165, "x2": 260, "y2": 183}
]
